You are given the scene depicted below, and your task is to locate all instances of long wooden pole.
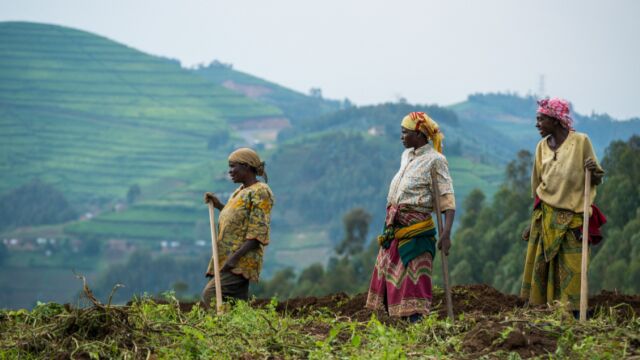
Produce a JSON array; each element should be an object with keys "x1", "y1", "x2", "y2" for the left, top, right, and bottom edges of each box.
[
  {"x1": 207, "y1": 203, "x2": 223, "y2": 315},
  {"x1": 431, "y1": 168, "x2": 454, "y2": 320},
  {"x1": 580, "y1": 170, "x2": 591, "y2": 322}
]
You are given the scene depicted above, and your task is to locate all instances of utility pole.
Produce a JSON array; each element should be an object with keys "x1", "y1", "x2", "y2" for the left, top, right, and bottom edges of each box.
[{"x1": 538, "y1": 74, "x2": 546, "y2": 98}]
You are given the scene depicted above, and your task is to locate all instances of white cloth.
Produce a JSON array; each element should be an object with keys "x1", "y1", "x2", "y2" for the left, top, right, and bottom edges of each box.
[{"x1": 387, "y1": 144, "x2": 455, "y2": 213}]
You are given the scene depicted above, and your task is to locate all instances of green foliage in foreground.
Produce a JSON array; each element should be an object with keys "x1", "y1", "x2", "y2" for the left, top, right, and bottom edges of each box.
[{"x1": 1, "y1": 295, "x2": 637, "y2": 359}]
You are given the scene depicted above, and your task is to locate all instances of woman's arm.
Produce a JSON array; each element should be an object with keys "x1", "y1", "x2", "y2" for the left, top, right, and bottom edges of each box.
[
  {"x1": 221, "y1": 239, "x2": 261, "y2": 272},
  {"x1": 438, "y1": 209, "x2": 455, "y2": 256},
  {"x1": 583, "y1": 136, "x2": 605, "y2": 185}
]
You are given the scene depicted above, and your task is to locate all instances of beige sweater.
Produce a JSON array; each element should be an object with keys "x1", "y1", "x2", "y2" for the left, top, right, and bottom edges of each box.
[{"x1": 531, "y1": 132, "x2": 604, "y2": 213}]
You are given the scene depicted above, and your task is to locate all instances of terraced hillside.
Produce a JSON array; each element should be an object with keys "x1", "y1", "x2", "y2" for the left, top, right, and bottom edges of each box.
[
  {"x1": 0, "y1": 21, "x2": 281, "y2": 206},
  {"x1": 193, "y1": 62, "x2": 342, "y2": 123}
]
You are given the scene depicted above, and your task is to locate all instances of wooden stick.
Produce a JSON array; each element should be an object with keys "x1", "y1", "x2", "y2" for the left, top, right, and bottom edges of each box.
[
  {"x1": 208, "y1": 202, "x2": 223, "y2": 315},
  {"x1": 431, "y1": 168, "x2": 454, "y2": 320},
  {"x1": 580, "y1": 170, "x2": 591, "y2": 322}
]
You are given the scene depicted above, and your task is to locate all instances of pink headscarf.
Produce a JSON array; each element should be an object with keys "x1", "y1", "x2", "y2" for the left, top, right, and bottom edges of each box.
[{"x1": 537, "y1": 98, "x2": 574, "y2": 131}]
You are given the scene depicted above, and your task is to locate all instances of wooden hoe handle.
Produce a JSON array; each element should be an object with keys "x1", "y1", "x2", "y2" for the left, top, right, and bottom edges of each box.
[{"x1": 208, "y1": 203, "x2": 224, "y2": 315}]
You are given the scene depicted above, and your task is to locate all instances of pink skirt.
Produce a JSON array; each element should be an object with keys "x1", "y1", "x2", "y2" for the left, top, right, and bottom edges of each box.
[{"x1": 366, "y1": 238, "x2": 433, "y2": 317}]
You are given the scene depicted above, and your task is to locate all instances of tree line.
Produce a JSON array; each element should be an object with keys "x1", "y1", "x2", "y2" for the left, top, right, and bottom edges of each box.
[
  {"x1": 90, "y1": 135, "x2": 639, "y2": 302},
  {"x1": 256, "y1": 135, "x2": 640, "y2": 298}
]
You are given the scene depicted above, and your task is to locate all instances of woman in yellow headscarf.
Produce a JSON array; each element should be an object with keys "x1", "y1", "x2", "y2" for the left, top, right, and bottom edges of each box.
[
  {"x1": 366, "y1": 112, "x2": 456, "y2": 322},
  {"x1": 201, "y1": 148, "x2": 274, "y2": 308}
]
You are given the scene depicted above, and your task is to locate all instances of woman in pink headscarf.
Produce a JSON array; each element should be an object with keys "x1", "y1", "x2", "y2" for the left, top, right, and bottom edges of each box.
[{"x1": 520, "y1": 98, "x2": 604, "y2": 314}]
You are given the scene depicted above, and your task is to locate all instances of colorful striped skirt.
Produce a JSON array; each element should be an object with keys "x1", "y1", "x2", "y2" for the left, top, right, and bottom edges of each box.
[{"x1": 366, "y1": 237, "x2": 434, "y2": 317}]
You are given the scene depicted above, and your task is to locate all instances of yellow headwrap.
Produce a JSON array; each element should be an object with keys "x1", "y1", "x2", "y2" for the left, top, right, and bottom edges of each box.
[
  {"x1": 228, "y1": 147, "x2": 268, "y2": 182},
  {"x1": 401, "y1": 112, "x2": 444, "y2": 153}
]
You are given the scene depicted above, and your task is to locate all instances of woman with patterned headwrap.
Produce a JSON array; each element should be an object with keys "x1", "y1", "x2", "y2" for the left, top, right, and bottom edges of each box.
[
  {"x1": 366, "y1": 112, "x2": 456, "y2": 321},
  {"x1": 201, "y1": 148, "x2": 274, "y2": 307},
  {"x1": 520, "y1": 98, "x2": 604, "y2": 314}
]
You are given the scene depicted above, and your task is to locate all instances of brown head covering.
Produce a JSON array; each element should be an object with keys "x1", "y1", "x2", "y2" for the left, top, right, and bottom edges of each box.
[{"x1": 228, "y1": 147, "x2": 268, "y2": 182}]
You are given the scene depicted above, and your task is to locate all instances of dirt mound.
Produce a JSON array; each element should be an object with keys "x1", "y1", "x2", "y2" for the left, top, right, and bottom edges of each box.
[
  {"x1": 251, "y1": 292, "x2": 404, "y2": 325},
  {"x1": 589, "y1": 290, "x2": 640, "y2": 318},
  {"x1": 252, "y1": 285, "x2": 640, "y2": 321},
  {"x1": 169, "y1": 285, "x2": 640, "y2": 323},
  {"x1": 433, "y1": 284, "x2": 526, "y2": 317},
  {"x1": 251, "y1": 284, "x2": 526, "y2": 321},
  {"x1": 462, "y1": 319, "x2": 557, "y2": 359}
]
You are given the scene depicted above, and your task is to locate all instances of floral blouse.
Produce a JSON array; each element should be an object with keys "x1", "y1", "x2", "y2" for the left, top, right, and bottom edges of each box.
[
  {"x1": 207, "y1": 182, "x2": 274, "y2": 281},
  {"x1": 387, "y1": 144, "x2": 455, "y2": 214}
]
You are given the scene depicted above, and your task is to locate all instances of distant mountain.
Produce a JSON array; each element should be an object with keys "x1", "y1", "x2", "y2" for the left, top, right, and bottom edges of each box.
[
  {"x1": 450, "y1": 93, "x2": 640, "y2": 159},
  {"x1": 2, "y1": 22, "x2": 639, "y2": 308},
  {"x1": 0, "y1": 21, "x2": 280, "y2": 206}
]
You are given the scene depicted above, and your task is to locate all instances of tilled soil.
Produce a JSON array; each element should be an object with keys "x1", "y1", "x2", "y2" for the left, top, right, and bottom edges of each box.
[
  {"x1": 168, "y1": 285, "x2": 639, "y2": 358},
  {"x1": 250, "y1": 285, "x2": 640, "y2": 358},
  {"x1": 249, "y1": 285, "x2": 639, "y2": 320},
  {"x1": 589, "y1": 289, "x2": 640, "y2": 318},
  {"x1": 461, "y1": 318, "x2": 558, "y2": 359}
]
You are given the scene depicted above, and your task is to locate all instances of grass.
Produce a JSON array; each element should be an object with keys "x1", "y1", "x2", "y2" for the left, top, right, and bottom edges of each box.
[{"x1": 1, "y1": 290, "x2": 637, "y2": 359}]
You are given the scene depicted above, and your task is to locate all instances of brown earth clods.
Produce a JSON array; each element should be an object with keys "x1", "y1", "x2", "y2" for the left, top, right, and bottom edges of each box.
[
  {"x1": 248, "y1": 284, "x2": 640, "y2": 320},
  {"x1": 169, "y1": 285, "x2": 639, "y2": 358},
  {"x1": 461, "y1": 319, "x2": 558, "y2": 359}
]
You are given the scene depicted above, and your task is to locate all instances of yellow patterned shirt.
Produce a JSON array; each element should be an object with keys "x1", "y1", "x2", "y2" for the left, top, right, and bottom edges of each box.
[{"x1": 207, "y1": 182, "x2": 274, "y2": 281}]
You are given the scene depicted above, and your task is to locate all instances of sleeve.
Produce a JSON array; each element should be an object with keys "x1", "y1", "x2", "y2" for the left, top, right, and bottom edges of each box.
[
  {"x1": 582, "y1": 135, "x2": 605, "y2": 182},
  {"x1": 439, "y1": 193, "x2": 456, "y2": 211},
  {"x1": 433, "y1": 157, "x2": 454, "y2": 196},
  {"x1": 245, "y1": 187, "x2": 273, "y2": 245},
  {"x1": 531, "y1": 142, "x2": 542, "y2": 198}
]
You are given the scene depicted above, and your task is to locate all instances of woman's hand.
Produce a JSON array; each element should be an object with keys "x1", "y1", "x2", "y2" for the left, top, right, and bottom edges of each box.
[
  {"x1": 203, "y1": 192, "x2": 224, "y2": 210},
  {"x1": 438, "y1": 230, "x2": 452, "y2": 256},
  {"x1": 585, "y1": 158, "x2": 604, "y2": 184},
  {"x1": 584, "y1": 158, "x2": 598, "y2": 172},
  {"x1": 522, "y1": 224, "x2": 531, "y2": 241}
]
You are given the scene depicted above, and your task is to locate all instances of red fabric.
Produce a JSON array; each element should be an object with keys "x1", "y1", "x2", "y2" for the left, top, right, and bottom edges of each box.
[
  {"x1": 366, "y1": 238, "x2": 433, "y2": 317},
  {"x1": 537, "y1": 98, "x2": 574, "y2": 130},
  {"x1": 533, "y1": 196, "x2": 607, "y2": 245}
]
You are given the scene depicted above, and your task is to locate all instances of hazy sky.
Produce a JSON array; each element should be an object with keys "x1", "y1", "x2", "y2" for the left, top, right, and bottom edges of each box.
[{"x1": 2, "y1": 0, "x2": 639, "y2": 119}]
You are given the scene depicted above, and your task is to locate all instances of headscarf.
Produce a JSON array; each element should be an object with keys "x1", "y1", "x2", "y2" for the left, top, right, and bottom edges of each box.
[
  {"x1": 228, "y1": 147, "x2": 268, "y2": 182},
  {"x1": 537, "y1": 98, "x2": 574, "y2": 131},
  {"x1": 400, "y1": 112, "x2": 444, "y2": 153}
]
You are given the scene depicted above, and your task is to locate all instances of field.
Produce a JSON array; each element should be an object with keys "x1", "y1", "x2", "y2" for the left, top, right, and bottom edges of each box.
[
  {"x1": 0, "y1": 21, "x2": 281, "y2": 204},
  {"x1": 1, "y1": 282, "x2": 638, "y2": 359}
]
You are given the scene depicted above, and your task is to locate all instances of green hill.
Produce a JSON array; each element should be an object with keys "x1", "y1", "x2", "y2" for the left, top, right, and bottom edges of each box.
[
  {"x1": 2, "y1": 22, "x2": 639, "y2": 309},
  {"x1": 193, "y1": 61, "x2": 343, "y2": 123},
  {"x1": 0, "y1": 21, "x2": 280, "y2": 206}
]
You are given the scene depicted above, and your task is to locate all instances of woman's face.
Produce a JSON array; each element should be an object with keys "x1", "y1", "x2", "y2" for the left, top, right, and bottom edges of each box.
[
  {"x1": 228, "y1": 161, "x2": 253, "y2": 183},
  {"x1": 401, "y1": 127, "x2": 424, "y2": 149},
  {"x1": 535, "y1": 114, "x2": 559, "y2": 137}
]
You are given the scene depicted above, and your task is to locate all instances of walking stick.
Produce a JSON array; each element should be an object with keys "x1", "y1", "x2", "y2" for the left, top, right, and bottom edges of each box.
[
  {"x1": 207, "y1": 202, "x2": 223, "y2": 315},
  {"x1": 579, "y1": 170, "x2": 591, "y2": 321},
  {"x1": 431, "y1": 168, "x2": 454, "y2": 320}
]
